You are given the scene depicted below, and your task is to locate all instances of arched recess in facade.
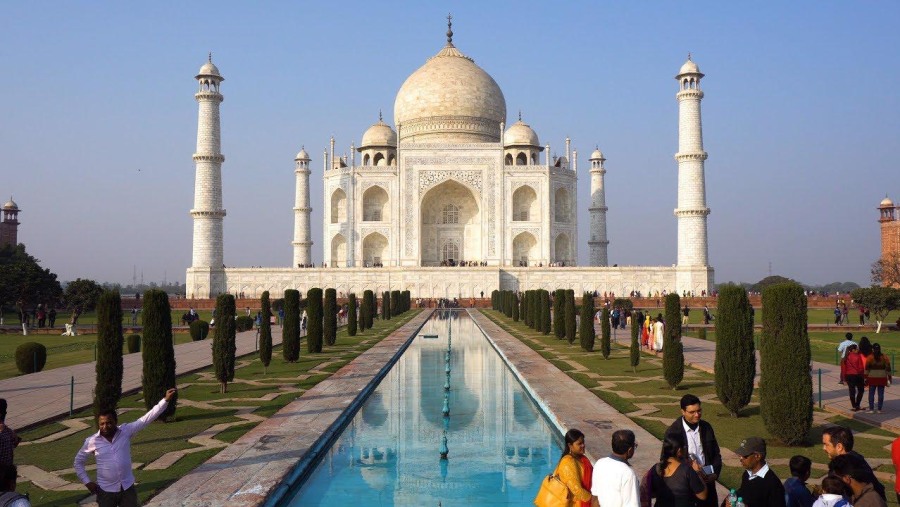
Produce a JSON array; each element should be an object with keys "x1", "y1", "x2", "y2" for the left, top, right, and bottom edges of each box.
[
  {"x1": 554, "y1": 232, "x2": 571, "y2": 264},
  {"x1": 512, "y1": 232, "x2": 538, "y2": 266},
  {"x1": 362, "y1": 232, "x2": 388, "y2": 266},
  {"x1": 331, "y1": 188, "x2": 347, "y2": 224},
  {"x1": 554, "y1": 187, "x2": 571, "y2": 223},
  {"x1": 362, "y1": 186, "x2": 390, "y2": 222},
  {"x1": 512, "y1": 185, "x2": 538, "y2": 222},
  {"x1": 331, "y1": 233, "x2": 347, "y2": 267},
  {"x1": 419, "y1": 179, "x2": 481, "y2": 266}
]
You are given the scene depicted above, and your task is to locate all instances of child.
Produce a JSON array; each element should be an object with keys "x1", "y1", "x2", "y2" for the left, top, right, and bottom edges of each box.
[
  {"x1": 811, "y1": 474, "x2": 850, "y2": 507},
  {"x1": 784, "y1": 455, "x2": 815, "y2": 507}
]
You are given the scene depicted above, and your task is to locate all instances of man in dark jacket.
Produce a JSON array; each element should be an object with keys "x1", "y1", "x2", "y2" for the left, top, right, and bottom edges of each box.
[{"x1": 664, "y1": 394, "x2": 722, "y2": 507}]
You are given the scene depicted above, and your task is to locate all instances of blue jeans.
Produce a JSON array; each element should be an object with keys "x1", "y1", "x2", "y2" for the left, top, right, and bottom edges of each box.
[{"x1": 868, "y1": 385, "x2": 885, "y2": 410}]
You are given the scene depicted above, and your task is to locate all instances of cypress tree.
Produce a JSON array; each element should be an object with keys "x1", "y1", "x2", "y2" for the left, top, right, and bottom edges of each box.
[
  {"x1": 363, "y1": 290, "x2": 374, "y2": 330},
  {"x1": 512, "y1": 292, "x2": 520, "y2": 322},
  {"x1": 519, "y1": 292, "x2": 526, "y2": 322},
  {"x1": 348, "y1": 293, "x2": 358, "y2": 336},
  {"x1": 282, "y1": 289, "x2": 300, "y2": 362},
  {"x1": 141, "y1": 289, "x2": 176, "y2": 419},
  {"x1": 212, "y1": 293, "x2": 237, "y2": 393},
  {"x1": 524, "y1": 291, "x2": 532, "y2": 327},
  {"x1": 530, "y1": 290, "x2": 539, "y2": 329},
  {"x1": 630, "y1": 310, "x2": 640, "y2": 372},
  {"x1": 760, "y1": 283, "x2": 811, "y2": 444},
  {"x1": 714, "y1": 284, "x2": 755, "y2": 417},
  {"x1": 564, "y1": 290, "x2": 576, "y2": 344},
  {"x1": 539, "y1": 290, "x2": 551, "y2": 334},
  {"x1": 492, "y1": 290, "x2": 499, "y2": 310},
  {"x1": 663, "y1": 293, "x2": 684, "y2": 389},
  {"x1": 579, "y1": 292, "x2": 595, "y2": 351},
  {"x1": 506, "y1": 291, "x2": 515, "y2": 318},
  {"x1": 94, "y1": 290, "x2": 123, "y2": 421},
  {"x1": 359, "y1": 293, "x2": 369, "y2": 332},
  {"x1": 382, "y1": 291, "x2": 391, "y2": 320},
  {"x1": 601, "y1": 307, "x2": 611, "y2": 359},
  {"x1": 259, "y1": 291, "x2": 273, "y2": 374},
  {"x1": 324, "y1": 288, "x2": 337, "y2": 346},
  {"x1": 391, "y1": 290, "x2": 401, "y2": 316},
  {"x1": 307, "y1": 288, "x2": 323, "y2": 353},
  {"x1": 553, "y1": 289, "x2": 566, "y2": 339}
]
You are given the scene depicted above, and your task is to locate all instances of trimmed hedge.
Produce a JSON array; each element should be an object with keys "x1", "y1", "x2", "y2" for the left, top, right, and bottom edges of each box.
[
  {"x1": 324, "y1": 288, "x2": 337, "y2": 346},
  {"x1": 15, "y1": 342, "x2": 47, "y2": 374},
  {"x1": 235, "y1": 315, "x2": 254, "y2": 332},
  {"x1": 553, "y1": 289, "x2": 566, "y2": 339},
  {"x1": 189, "y1": 320, "x2": 210, "y2": 341},
  {"x1": 564, "y1": 290, "x2": 576, "y2": 344},
  {"x1": 600, "y1": 307, "x2": 611, "y2": 359},
  {"x1": 760, "y1": 282, "x2": 811, "y2": 444},
  {"x1": 348, "y1": 293, "x2": 358, "y2": 336},
  {"x1": 663, "y1": 293, "x2": 684, "y2": 389},
  {"x1": 282, "y1": 289, "x2": 301, "y2": 362},
  {"x1": 630, "y1": 312, "x2": 640, "y2": 372},
  {"x1": 539, "y1": 290, "x2": 551, "y2": 335},
  {"x1": 126, "y1": 334, "x2": 141, "y2": 354},
  {"x1": 714, "y1": 284, "x2": 755, "y2": 417},
  {"x1": 382, "y1": 291, "x2": 391, "y2": 320}
]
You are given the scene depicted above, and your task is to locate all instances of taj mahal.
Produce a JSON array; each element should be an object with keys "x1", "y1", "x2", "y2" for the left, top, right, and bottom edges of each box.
[{"x1": 186, "y1": 20, "x2": 714, "y2": 299}]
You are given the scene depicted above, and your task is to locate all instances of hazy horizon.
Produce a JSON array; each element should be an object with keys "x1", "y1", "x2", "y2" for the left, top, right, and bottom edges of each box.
[{"x1": 2, "y1": 2, "x2": 896, "y2": 287}]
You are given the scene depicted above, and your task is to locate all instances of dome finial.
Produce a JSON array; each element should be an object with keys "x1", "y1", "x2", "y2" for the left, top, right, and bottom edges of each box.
[
  {"x1": 379, "y1": 109, "x2": 383, "y2": 122},
  {"x1": 208, "y1": 52, "x2": 212, "y2": 63},
  {"x1": 687, "y1": 52, "x2": 692, "y2": 61},
  {"x1": 518, "y1": 110, "x2": 522, "y2": 121},
  {"x1": 446, "y1": 13, "x2": 453, "y2": 45}
]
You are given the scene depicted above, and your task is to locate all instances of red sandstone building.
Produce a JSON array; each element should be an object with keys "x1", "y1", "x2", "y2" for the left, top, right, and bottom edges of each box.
[
  {"x1": 0, "y1": 198, "x2": 20, "y2": 248},
  {"x1": 878, "y1": 197, "x2": 899, "y2": 285}
]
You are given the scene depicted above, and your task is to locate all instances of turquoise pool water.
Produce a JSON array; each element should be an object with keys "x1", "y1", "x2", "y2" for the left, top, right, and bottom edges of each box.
[{"x1": 284, "y1": 310, "x2": 563, "y2": 506}]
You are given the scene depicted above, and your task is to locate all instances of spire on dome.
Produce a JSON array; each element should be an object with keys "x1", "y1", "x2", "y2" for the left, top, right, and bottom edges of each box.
[
  {"x1": 687, "y1": 52, "x2": 692, "y2": 61},
  {"x1": 208, "y1": 52, "x2": 212, "y2": 63},
  {"x1": 518, "y1": 110, "x2": 522, "y2": 122},
  {"x1": 379, "y1": 109, "x2": 383, "y2": 122},
  {"x1": 446, "y1": 13, "x2": 454, "y2": 46}
]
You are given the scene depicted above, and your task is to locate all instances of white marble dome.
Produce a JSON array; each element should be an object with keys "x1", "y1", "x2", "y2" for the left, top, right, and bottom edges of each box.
[
  {"x1": 197, "y1": 60, "x2": 222, "y2": 79},
  {"x1": 678, "y1": 58, "x2": 701, "y2": 76},
  {"x1": 504, "y1": 120, "x2": 539, "y2": 147},
  {"x1": 2, "y1": 198, "x2": 18, "y2": 210},
  {"x1": 590, "y1": 148, "x2": 605, "y2": 160},
  {"x1": 361, "y1": 119, "x2": 397, "y2": 147},
  {"x1": 881, "y1": 197, "x2": 894, "y2": 207},
  {"x1": 295, "y1": 147, "x2": 310, "y2": 160},
  {"x1": 394, "y1": 44, "x2": 506, "y2": 143}
]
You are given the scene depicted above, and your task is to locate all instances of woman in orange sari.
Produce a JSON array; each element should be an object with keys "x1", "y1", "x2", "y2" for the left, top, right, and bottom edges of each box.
[{"x1": 552, "y1": 429, "x2": 596, "y2": 507}]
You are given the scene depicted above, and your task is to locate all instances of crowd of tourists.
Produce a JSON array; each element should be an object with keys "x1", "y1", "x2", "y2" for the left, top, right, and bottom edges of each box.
[
  {"x1": 536, "y1": 394, "x2": 894, "y2": 507},
  {"x1": 837, "y1": 333, "x2": 892, "y2": 413}
]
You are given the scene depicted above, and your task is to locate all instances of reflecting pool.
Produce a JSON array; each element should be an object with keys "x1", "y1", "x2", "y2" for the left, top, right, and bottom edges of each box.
[{"x1": 284, "y1": 310, "x2": 563, "y2": 506}]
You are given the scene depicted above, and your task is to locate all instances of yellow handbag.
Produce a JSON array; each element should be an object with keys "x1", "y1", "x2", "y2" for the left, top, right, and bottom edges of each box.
[{"x1": 533, "y1": 472, "x2": 570, "y2": 507}]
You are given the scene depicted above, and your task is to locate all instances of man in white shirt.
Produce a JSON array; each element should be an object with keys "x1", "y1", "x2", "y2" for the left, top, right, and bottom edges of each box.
[
  {"x1": 591, "y1": 429, "x2": 640, "y2": 507},
  {"x1": 74, "y1": 388, "x2": 176, "y2": 507}
]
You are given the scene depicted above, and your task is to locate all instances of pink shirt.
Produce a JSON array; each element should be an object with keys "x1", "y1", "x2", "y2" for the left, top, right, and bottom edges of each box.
[{"x1": 74, "y1": 398, "x2": 169, "y2": 492}]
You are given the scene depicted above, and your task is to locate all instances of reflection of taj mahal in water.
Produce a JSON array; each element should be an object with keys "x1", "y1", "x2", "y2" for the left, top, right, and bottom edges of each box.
[
  {"x1": 186, "y1": 19, "x2": 714, "y2": 299},
  {"x1": 290, "y1": 312, "x2": 559, "y2": 505}
]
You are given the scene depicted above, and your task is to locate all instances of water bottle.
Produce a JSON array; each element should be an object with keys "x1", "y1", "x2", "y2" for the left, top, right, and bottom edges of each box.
[
  {"x1": 735, "y1": 497, "x2": 745, "y2": 507},
  {"x1": 728, "y1": 489, "x2": 737, "y2": 506}
]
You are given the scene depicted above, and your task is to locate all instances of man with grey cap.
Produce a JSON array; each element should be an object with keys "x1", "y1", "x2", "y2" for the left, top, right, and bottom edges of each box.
[{"x1": 730, "y1": 437, "x2": 785, "y2": 507}]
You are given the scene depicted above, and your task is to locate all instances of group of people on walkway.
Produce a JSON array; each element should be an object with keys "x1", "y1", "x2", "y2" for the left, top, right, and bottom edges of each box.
[
  {"x1": 539, "y1": 394, "x2": 893, "y2": 507},
  {"x1": 838, "y1": 333, "x2": 892, "y2": 413}
]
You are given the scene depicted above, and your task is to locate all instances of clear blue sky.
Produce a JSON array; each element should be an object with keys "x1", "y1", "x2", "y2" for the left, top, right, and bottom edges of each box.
[{"x1": 2, "y1": 1, "x2": 897, "y2": 287}]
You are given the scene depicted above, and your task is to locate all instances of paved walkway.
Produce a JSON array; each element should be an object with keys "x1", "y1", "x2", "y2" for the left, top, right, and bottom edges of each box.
[{"x1": 0, "y1": 328, "x2": 283, "y2": 431}]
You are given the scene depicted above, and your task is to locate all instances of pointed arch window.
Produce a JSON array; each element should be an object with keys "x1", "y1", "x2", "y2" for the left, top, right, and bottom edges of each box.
[{"x1": 442, "y1": 204, "x2": 459, "y2": 224}]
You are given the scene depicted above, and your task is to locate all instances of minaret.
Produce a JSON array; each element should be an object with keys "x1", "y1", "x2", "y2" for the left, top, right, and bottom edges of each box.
[
  {"x1": 0, "y1": 197, "x2": 21, "y2": 248},
  {"x1": 293, "y1": 148, "x2": 312, "y2": 267},
  {"x1": 674, "y1": 54, "x2": 710, "y2": 268},
  {"x1": 189, "y1": 54, "x2": 226, "y2": 296},
  {"x1": 588, "y1": 149, "x2": 608, "y2": 266}
]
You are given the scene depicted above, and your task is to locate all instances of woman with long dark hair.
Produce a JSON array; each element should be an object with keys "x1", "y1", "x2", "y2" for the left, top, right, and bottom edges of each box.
[
  {"x1": 859, "y1": 336, "x2": 873, "y2": 358},
  {"x1": 548, "y1": 429, "x2": 595, "y2": 506},
  {"x1": 640, "y1": 435, "x2": 707, "y2": 507},
  {"x1": 865, "y1": 343, "x2": 892, "y2": 413},
  {"x1": 844, "y1": 344, "x2": 866, "y2": 411}
]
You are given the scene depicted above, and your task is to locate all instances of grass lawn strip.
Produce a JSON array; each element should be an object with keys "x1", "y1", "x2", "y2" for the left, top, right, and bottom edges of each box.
[
  {"x1": 12, "y1": 310, "x2": 420, "y2": 507},
  {"x1": 481, "y1": 310, "x2": 898, "y2": 506}
]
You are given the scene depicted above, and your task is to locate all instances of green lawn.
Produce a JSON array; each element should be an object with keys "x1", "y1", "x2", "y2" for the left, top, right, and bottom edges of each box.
[
  {"x1": 482, "y1": 310, "x2": 898, "y2": 505},
  {"x1": 13, "y1": 310, "x2": 421, "y2": 507}
]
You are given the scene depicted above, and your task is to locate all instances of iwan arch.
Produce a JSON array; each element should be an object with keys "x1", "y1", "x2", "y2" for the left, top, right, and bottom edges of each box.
[{"x1": 186, "y1": 22, "x2": 713, "y2": 299}]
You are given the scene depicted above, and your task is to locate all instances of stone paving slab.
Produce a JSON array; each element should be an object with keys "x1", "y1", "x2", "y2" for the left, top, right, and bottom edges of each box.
[
  {"x1": 145, "y1": 310, "x2": 434, "y2": 507},
  {"x1": 0, "y1": 328, "x2": 283, "y2": 431}
]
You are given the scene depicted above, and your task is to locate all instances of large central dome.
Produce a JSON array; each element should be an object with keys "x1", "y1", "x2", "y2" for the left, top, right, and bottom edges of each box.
[{"x1": 394, "y1": 43, "x2": 507, "y2": 143}]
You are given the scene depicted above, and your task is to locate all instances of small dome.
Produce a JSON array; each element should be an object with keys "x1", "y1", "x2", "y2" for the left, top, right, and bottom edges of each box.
[
  {"x1": 295, "y1": 147, "x2": 310, "y2": 160},
  {"x1": 881, "y1": 197, "x2": 894, "y2": 207},
  {"x1": 504, "y1": 120, "x2": 539, "y2": 147},
  {"x1": 677, "y1": 56, "x2": 702, "y2": 77},
  {"x1": 590, "y1": 148, "x2": 604, "y2": 160},
  {"x1": 2, "y1": 198, "x2": 18, "y2": 210},
  {"x1": 196, "y1": 55, "x2": 223, "y2": 80},
  {"x1": 360, "y1": 119, "x2": 397, "y2": 148}
]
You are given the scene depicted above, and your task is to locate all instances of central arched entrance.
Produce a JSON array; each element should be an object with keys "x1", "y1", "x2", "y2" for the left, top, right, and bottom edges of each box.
[{"x1": 420, "y1": 180, "x2": 481, "y2": 266}]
